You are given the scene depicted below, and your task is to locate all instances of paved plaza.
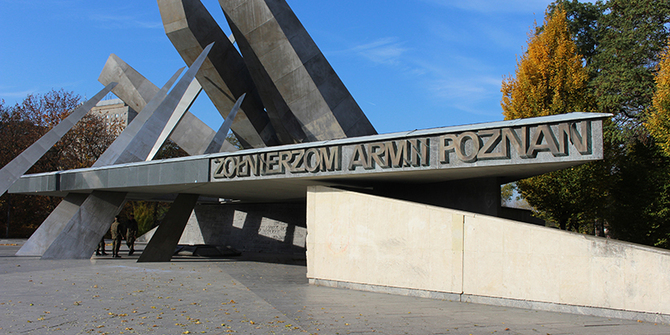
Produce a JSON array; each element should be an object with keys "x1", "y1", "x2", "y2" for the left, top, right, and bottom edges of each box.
[{"x1": 1, "y1": 239, "x2": 669, "y2": 335}]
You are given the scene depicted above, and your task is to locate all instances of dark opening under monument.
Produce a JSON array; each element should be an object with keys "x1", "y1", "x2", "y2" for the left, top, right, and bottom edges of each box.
[{"x1": 4, "y1": 0, "x2": 670, "y2": 323}]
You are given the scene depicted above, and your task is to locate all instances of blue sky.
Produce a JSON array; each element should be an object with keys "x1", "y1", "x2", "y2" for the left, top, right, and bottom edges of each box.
[{"x1": 0, "y1": 0, "x2": 559, "y2": 134}]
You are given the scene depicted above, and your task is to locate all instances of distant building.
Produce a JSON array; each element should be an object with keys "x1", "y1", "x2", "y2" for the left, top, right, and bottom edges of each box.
[{"x1": 89, "y1": 98, "x2": 137, "y2": 128}]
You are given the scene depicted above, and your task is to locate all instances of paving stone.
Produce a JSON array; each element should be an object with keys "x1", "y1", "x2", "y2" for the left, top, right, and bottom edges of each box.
[{"x1": 1, "y1": 239, "x2": 669, "y2": 334}]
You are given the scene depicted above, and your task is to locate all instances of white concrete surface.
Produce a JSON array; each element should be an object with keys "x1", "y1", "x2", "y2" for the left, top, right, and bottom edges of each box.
[{"x1": 306, "y1": 186, "x2": 670, "y2": 321}]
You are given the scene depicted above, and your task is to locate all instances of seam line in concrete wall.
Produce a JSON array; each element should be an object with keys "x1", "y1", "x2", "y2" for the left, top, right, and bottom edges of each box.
[{"x1": 459, "y1": 214, "x2": 465, "y2": 296}]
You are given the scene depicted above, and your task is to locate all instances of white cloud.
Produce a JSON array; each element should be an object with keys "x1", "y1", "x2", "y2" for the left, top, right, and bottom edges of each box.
[
  {"x1": 427, "y1": 75, "x2": 504, "y2": 117},
  {"x1": 0, "y1": 89, "x2": 37, "y2": 99},
  {"x1": 352, "y1": 38, "x2": 408, "y2": 66},
  {"x1": 89, "y1": 14, "x2": 162, "y2": 29}
]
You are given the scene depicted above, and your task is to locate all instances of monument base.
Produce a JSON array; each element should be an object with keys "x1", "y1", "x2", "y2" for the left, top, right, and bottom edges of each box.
[
  {"x1": 306, "y1": 186, "x2": 670, "y2": 323},
  {"x1": 140, "y1": 202, "x2": 307, "y2": 256}
]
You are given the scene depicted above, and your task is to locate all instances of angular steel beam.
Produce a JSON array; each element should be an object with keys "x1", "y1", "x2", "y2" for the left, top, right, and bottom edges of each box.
[
  {"x1": 146, "y1": 79, "x2": 202, "y2": 160},
  {"x1": 94, "y1": 68, "x2": 185, "y2": 166},
  {"x1": 98, "y1": 54, "x2": 237, "y2": 156},
  {"x1": 158, "y1": 0, "x2": 282, "y2": 148},
  {"x1": 220, "y1": 0, "x2": 377, "y2": 141},
  {"x1": 41, "y1": 191, "x2": 128, "y2": 259},
  {"x1": 137, "y1": 193, "x2": 200, "y2": 262},
  {"x1": 39, "y1": 45, "x2": 215, "y2": 259},
  {"x1": 14, "y1": 193, "x2": 88, "y2": 256},
  {"x1": 139, "y1": 94, "x2": 243, "y2": 262},
  {"x1": 19, "y1": 47, "x2": 214, "y2": 259},
  {"x1": 0, "y1": 83, "x2": 116, "y2": 196},
  {"x1": 204, "y1": 93, "x2": 244, "y2": 154},
  {"x1": 114, "y1": 43, "x2": 213, "y2": 164},
  {"x1": 17, "y1": 72, "x2": 180, "y2": 257},
  {"x1": 170, "y1": 112, "x2": 238, "y2": 154},
  {"x1": 99, "y1": 54, "x2": 159, "y2": 113}
]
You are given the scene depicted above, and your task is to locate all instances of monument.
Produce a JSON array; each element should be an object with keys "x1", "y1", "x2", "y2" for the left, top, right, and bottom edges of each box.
[{"x1": 4, "y1": 0, "x2": 670, "y2": 323}]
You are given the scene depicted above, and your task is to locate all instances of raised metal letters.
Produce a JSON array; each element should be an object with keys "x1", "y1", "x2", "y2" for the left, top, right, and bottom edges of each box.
[
  {"x1": 439, "y1": 121, "x2": 591, "y2": 164},
  {"x1": 213, "y1": 147, "x2": 342, "y2": 179},
  {"x1": 212, "y1": 120, "x2": 594, "y2": 180}
]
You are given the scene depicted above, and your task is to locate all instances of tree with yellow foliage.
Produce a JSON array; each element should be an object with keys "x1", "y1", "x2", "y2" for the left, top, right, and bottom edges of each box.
[
  {"x1": 501, "y1": 7, "x2": 591, "y2": 120},
  {"x1": 648, "y1": 40, "x2": 670, "y2": 156},
  {"x1": 500, "y1": 8, "x2": 607, "y2": 232}
]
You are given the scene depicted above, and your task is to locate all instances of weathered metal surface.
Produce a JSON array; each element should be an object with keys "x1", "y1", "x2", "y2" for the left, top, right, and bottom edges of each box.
[
  {"x1": 220, "y1": 0, "x2": 377, "y2": 141},
  {"x1": 158, "y1": 0, "x2": 279, "y2": 148}
]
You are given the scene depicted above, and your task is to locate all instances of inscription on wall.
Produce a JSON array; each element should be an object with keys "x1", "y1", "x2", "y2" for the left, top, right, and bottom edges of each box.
[{"x1": 211, "y1": 120, "x2": 596, "y2": 181}]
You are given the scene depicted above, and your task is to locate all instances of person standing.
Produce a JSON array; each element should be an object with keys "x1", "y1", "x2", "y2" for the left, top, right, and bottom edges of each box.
[
  {"x1": 95, "y1": 237, "x2": 107, "y2": 256},
  {"x1": 110, "y1": 216, "x2": 124, "y2": 258},
  {"x1": 126, "y1": 214, "x2": 138, "y2": 256}
]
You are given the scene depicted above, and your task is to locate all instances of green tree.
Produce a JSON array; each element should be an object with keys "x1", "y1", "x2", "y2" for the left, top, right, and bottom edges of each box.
[
  {"x1": 118, "y1": 201, "x2": 171, "y2": 237},
  {"x1": 606, "y1": 141, "x2": 670, "y2": 248},
  {"x1": 589, "y1": 0, "x2": 670, "y2": 246},
  {"x1": 225, "y1": 133, "x2": 242, "y2": 149},
  {"x1": 153, "y1": 139, "x2": 188, "y2": 160},
  {"x1": 510, "y1": 0, "x2": 670, "y2": 245},
  {"x1": 501, "y1": 7, "x2": 608, "y2": 232},
  {"x1": 547, "y1": 0, "x2": 603, "y2": 66},
  {"x1": 589, "y1": 0, "x2": 670, "y2": 142}
]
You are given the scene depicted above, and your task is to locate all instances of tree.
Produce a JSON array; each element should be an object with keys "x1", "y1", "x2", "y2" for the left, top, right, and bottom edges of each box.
[
  {"x1": 117, "y1": 200, "x2": 171, "y2": 238},
  {"x1": 606, "y1": 141, "x2": 670, "y2": 248},
  {"x1": 589, "y1": 0, "x2": 670, "y2": 142},
  {"x1": 506, "y1": 0, "x2": 670, "y2": 246},
  {"x1": 547, "y1": 0, "x2": 603, "y2": 66},
  {"x1": 647, "y1": 39, "x2": 670, "y2": 156},
  {"x1": 501, "y1": 7, "x2": 608, "y2": 232},
  {"x1": 588, "y1": 0, "x2": 670, "y2": 246},
  {"x1": 501, "y1": 7, "x2": 592, "y2": 119},
  {"x1": 153, "y1": 139, "x2": 188, "y2": 160},
  {"x1": 226, "y1": 133, "x2": 242, "y2": 149},
  {"x1": 0, "y1": 90, "x2": 117, "y2": 237}
]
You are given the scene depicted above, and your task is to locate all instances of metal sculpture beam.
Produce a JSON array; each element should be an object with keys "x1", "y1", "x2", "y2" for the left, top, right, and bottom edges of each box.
[
  {"x1": 158, "y1": 0, "x2": 282, "y2": 148},
  {"x1": 220, "y1": 0, "x2": 377, "y2": 141},
  {"x1": 137, "y1": 193, "x2": 200, "y2": 262},
  {"x1": 98, "y1": 53, "x2": 237, "y2": 155},
  {"x1": 0, "y1": 83, "x2": 117, "y2": 196},
  {"x1": 15, "y1": 72, "x2": 182, "y2": 256},
  {"x1": 40, "y1": 44, "x2": 215, "y2": 259},
  {"x1": 138, "y1": 94, "x2": 246, "y2": 262},
  {"x1": 146, "y1": 79, "x2": 202, "y2": 160},
  {"x1": 17, "y1": 70, "x2": 182, "y2": 257},
  {"x1": 204, "y1": 93, "x2": 245, "y2": 154},
  {"x1": 114, "y1": 43, "x2": 213, "y2": 164},
  {"x1": 19, "y1": 46, "x2": 214, "y2": 259}
]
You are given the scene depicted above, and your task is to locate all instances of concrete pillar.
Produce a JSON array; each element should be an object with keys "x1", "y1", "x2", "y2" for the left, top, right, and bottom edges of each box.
[
  {"x1": 41, "y1": 191, "x2": 127, "y2": 259},
  {"x1": 138, "y1": 193, "x2": 200, "y2": 262},
  {"x1": 14, "y1": 193, "x2": 87, "y2": 256}
]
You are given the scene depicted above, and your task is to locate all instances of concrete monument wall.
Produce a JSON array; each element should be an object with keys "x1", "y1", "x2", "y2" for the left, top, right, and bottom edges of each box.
[
  {"x1": 139, "y1": 202, "x2": 307, "y2": 256},
  {"x1": 306, "y1": 186, "x2": 670, "y2": 323}
]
